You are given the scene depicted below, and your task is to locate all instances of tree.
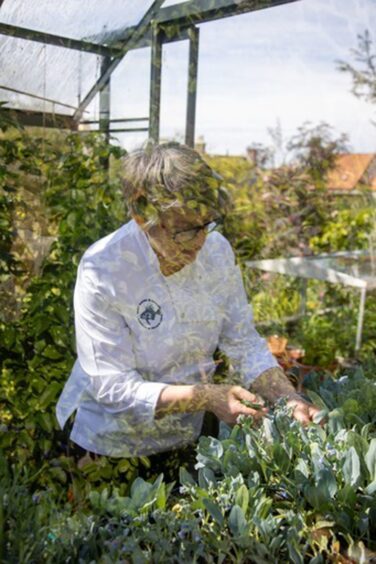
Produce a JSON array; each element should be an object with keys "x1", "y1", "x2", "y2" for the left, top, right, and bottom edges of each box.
[
  {"x1": 337, "y1": 30, "x2": 376, "y2": 119},
  {"x1": 286, "y1": 122, "x2": 349, "y2": 184}
]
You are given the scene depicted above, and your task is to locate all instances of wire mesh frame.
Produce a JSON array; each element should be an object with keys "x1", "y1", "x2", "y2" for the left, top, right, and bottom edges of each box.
[{"x1": 0, "y1": 0, "x2": 299, "y2": 137}]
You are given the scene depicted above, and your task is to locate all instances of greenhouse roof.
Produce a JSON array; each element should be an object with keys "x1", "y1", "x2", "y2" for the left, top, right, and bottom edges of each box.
[{"x1": 0, "y1": 0, "x2": 299, "y2": 142}]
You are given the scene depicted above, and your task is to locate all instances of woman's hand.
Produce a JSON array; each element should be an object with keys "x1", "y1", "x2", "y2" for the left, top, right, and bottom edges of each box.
[
  {"x1": 250, "y1": 367, "x2": 321, "y2": 426},
  {"x1": 286, "y1": 398, "x2": 322, "y2": 425},
  {"x1": 207, "y1": 384, "x2": 269, "y2": 425}
]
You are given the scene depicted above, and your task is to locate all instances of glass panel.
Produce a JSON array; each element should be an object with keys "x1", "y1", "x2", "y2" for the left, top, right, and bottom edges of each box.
[
  {"x1": 109, "y1": 47, "x2": 150, "y2": 148},
  {"x1": 311, "y1": 255, "x2": 376, "y2": 283},
  {"x1": 160, "y1": 40, "x2": 189, "y2": 143},
  {"x1": 0, "y1": 35, "x2": 99, "y2": 114},
  {"x1": 0, "y1": 0, "x2": 155, "y2": 42}
]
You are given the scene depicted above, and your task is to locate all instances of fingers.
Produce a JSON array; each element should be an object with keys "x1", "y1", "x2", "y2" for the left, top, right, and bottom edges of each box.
[
  {"x1": 211, "y1": 386, "x2": 268, "y2": 425},
  {"x1": 291, "y1": 404, "x2": 311, "y2": 426},
  {"x1": 238, "y1": 405, "x2": 269, "y2": 421},
  {"x1": 287, "y1": 400, "x2": 322, "y2": 426},
  {"x1": 232, "y1": 386, "x2": 268, "y2": 421},
  {"x1": 233, "y1": 386, "x2": 259, "y2": 403}
]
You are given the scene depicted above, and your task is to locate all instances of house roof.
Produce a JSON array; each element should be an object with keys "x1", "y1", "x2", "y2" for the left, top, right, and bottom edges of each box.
[{"x1": 327, "y1": 153, "x2": 376, "y2": 191}]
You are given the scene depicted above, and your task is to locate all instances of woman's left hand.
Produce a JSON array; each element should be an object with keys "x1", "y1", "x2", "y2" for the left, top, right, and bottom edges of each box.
[{"x1": 286, "y1": 398, "x2": 321, "y2": 425}]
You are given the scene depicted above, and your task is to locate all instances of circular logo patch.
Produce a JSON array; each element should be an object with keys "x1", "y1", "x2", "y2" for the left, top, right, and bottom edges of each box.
[{"x1": 137, "y1": 299, "x2": 163, "y2": 330}]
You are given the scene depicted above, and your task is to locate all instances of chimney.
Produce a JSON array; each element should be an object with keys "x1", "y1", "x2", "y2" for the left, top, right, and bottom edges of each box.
[
  {"x1": 195, "y1": 135, "x2": 206, "y2": 154},
  {"x1": 246, "y1": 147, "x2": 258, "y2": 166}
]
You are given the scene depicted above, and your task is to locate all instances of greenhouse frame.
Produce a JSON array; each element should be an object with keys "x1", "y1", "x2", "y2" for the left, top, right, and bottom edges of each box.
[{"x1": 0, "y1": 0, "x2": 298, "y2": 147}]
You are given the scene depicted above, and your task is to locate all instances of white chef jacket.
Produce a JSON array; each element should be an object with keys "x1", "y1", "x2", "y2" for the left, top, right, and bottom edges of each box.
[{"x1": 56, "y1": 219, "x2": 278, "y2": 457}]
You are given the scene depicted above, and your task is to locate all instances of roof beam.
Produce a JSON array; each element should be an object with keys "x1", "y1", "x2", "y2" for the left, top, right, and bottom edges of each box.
[
  {"x1": 0, "y1": 84, "x2": 79, "y2": 111},
  {"x1": 1, "y1": 108, "x2": 77, "y2": 129},
  {"x1": 74, "y1": 0, "x2": 298, "y2": 121},
  {"x1": 0, "y1": 1, "x2": 299, "y2": 56},
  {"x1": 0, "y1": 22, "x2": 122, "y2": 57},
  {"x1": 73, "y1": 0, "x2": 166, "y2": 122},
  {"x1": 103, "y1": 0, "x2": 299, "y2": 49},
  {"x1": 156, "y1": 0, "x2": 299, "y2": 27}
]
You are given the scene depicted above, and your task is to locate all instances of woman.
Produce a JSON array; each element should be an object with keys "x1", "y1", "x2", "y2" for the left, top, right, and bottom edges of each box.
[{"x1": 56, "y1": 141, "x2": 319, "y2": 481}]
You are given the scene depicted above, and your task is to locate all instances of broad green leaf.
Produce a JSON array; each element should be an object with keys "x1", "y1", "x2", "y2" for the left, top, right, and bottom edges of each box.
[
  {"x1": 312, "y1": 410, "x2": 327, "y2": 425},
  {"x1": 254, "y1": 496, "x2": 273, "y2": 520},
  {"x1": 139, "y1": 455, "x2": 151, "y2": 469},
  {"x1": 309, "y1": 555, "x2": 325, "y2": 564},
  {"x1": 117, "y1": 459, "x2": 131, "y2": 473},
  {"x1": 310, "y1": 443, "x2": 327, "y2": 480},
  {"x1": 346, "y1": 430, "x2": 369, "y2": 457},
  {"x1": 49, "y1": 466, "x2": 67, "y2": 484},
  {"x1": 203, "y1": 498, "x2": 224, "y2": 526},
  {"x1": 304, "y1": 483, "x2": 329, "y2": 511},
  {"x1": 35, "y1": 412, "x2": 53, "y2": 433},
  {"x1": 234, "y1": 484, "x2": 249, "y2": 514},
  {"x1": 272, "y1": 443, "x2": 290, "y2": 473},
  {"x1": 295, "y1": 458, "x2": 310, "y2": 479},
  {"x1": 199, "y1": 436, "x2": 224, "y2": 459},
  {"x1": 365, "y1": 438, "x2": 376, "y2": 482},
  {"x1": 361, "y1": 424, "x2": 372, "y2": 441},
  {"x1": 179, "y1": 466, "x2": 196, "y2": 486},
  {"x1": 100, "y1": 488, "x2": 109, "y2": 505},
  {"x1": 262, "y1": 417, "x2": 277, "y2": 443},
  {"x1": 198, "y1": 467, "x2": 216, "y2": 489},
  {"x1": 312, "y1": 520, "x2": 335, "y2": 530},
  {"x1": 286, "y1": 532, "x2": 304, "y2": 564},
  {"x1": 318, "y1": 388, "x2": 336, "y2": 409},
  {"x1": 317, "y1": 468, "x2": 338, "y2": 499},
  {"x1": 155, "y1": 483, "x2": 166, "y2": 511},
  {"x1": 337, "y1": 484, "x2": 357, "y2": 507},
  {"x1": 228, "y1": 505, "x2": 248, "y2": 537},
  {"x1": 41, "y1": 344, "x2": 63, "y2": 360},
  {"x1": 365, "y1": 480, "x2": 376, "y2": 495},
  {"x1": 130, "y1": 477, "x2": 152, "y2": 509},
  {"x1": 328, "y1": 408, "x2": 345, "y2": 434},
  {"x1": 151, "y1": 473, "x2": 164, "y2": 492},
  {"x1": 37, "y1": 381, "x2": 61, "y2": 410},
  {"x1": 306, "y1": 391, "x2": 328, "y2": 411},
  {"x1": 342, "y1": 446, "x2": 361, "y2": 487}
]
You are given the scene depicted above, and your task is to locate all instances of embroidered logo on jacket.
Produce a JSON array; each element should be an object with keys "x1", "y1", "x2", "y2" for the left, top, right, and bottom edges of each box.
[{"x1": 137, "y1": 299, "x2": 163, "y2": 329}]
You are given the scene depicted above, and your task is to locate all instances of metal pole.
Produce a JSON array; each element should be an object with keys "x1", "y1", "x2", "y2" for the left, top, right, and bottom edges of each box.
[
  {"x1": 73, "y1": 0, "x2": 165, "y2": 122},
  {"x1": 149, "y1": 24, "x2": 163, "y2": 143},
  {"x1": 298, "y1": 278, "x2": 307, "y2": 318},
  {"x1": 355, "y1": 287, "x2": 367, "y2": 352},
  {"x1": 99, "y1": 56, "x2": 111, "y2": 169},
  {"x1": 185, "y1": 26, "x2": 200, "y2": 147}
]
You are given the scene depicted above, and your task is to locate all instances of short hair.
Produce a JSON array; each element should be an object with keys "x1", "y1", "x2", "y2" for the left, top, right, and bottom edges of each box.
[{"x1": 122, "y1": 141, "x2": 223, "y2": 221}]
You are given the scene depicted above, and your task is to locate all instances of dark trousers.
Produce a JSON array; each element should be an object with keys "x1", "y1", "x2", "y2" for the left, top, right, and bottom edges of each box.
[
  {"x1": 68, "y1": 411, "x2": 220, "y2": 485},
  {"x1": 138, "y1": 410, "x2": 220, "y2": 483}
]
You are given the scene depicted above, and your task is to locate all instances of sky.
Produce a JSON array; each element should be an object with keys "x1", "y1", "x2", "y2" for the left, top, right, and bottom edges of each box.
[
  {"x1": 107, "y1": 0, "x2": 376, "y2": 161},
  {"x1": 2, "y1": 0, "x2": 374, "y2": 160}
]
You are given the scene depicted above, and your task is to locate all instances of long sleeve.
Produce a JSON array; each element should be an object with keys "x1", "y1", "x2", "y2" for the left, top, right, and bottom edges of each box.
[
  {"x1": 217, "y1": 241, "x2": 279, "y2": 387},
  {"x1": 72, "y1": 259, "x2": 168, "y2": 426}
]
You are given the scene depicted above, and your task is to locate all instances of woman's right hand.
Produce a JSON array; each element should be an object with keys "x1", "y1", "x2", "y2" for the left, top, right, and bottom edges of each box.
[{"x1": 206, "y1": 384, "x2": 269, "y2": 425}]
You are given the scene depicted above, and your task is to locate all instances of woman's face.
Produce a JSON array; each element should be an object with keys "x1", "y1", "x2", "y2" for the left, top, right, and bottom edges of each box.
[{"x1": 141, "y1": 206, "x2": 218, "y2": 267}]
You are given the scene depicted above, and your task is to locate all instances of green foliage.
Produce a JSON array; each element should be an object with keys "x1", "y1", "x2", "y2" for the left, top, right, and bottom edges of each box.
[
  {"x1": 310, "y1": 208, "x2": 375, "y2": 253},
  {"x1": 1, "y1": 366, "x2": 375, "y2": 563},
  {"x1": 287, "y1": 122, "x2": 349, "y2": 184},
  {"x1": 303, "y1": 365, "x2": 376, "y2": 427},
  {"x1": 0, "y1": 129, "x2": 135, "y2": 494},
  {"x1": 292, "y1": 289, "x2": 376, "y2": 365},
  {"x1": 0, "y1": 123, "x2": 375, "y2": 561}
]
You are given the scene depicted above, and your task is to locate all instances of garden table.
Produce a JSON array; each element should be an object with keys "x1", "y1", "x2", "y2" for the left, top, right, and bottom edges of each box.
[{"x1": 246, "y1": 250, "x2": 376, "y2": 351}]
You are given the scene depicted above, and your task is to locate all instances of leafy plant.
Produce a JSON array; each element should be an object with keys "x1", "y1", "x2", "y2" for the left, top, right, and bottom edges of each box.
[{"x1": 0, "y1": 130, "x2": 137, "y2": 496}]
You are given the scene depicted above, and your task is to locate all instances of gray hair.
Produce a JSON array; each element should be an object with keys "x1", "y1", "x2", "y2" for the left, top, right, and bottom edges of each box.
[{"x1": 122, "y1": 141, "x2": 221, "y2": 221}]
